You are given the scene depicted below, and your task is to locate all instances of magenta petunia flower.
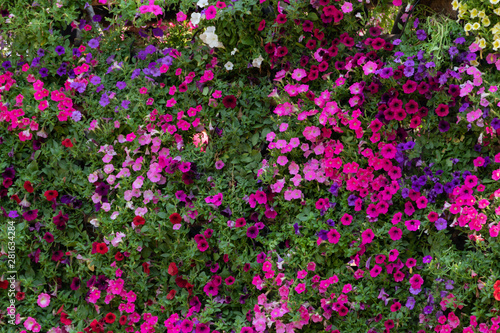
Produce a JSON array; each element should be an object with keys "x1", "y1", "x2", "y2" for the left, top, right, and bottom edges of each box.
[
  {"x1": 361, "y1": 229, "x2": 375, "y2": 244},
  {"x1": 23, "y1": 209, "x2": 38, "y2": 221},
  {"x1": 327, "y1": 229, "x2": 340, "y2": 244},
  {"x1": 295, "y1": 283, "x2": 306, "y2": 294},
  {"x1": 205, "y1": 5, "x2": 217, "y2": 19},
  {"x1": 215, "y1": 160, "x2": 225, "y2": 169},
  {"x1": 247, "y1": 226, "x2": 259, "y2": 239},
  {"x1": 388, "y1": 227, "x2": 402, "y2": 241}
]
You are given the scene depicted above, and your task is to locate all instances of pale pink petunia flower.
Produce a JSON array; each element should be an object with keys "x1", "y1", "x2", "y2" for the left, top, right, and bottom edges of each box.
[
  {"x1": 341, "y1": 2, "x2": 352, "y2": 13},
  {"x1": 37, "y1": 293, "x2": 51, "y2": 308}
]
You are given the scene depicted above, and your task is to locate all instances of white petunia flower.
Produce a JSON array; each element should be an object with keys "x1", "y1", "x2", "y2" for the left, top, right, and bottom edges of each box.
[
  {"x1": 224, "y1": 62, "x2": 234, "y2": 70},
  {"x1": 191, "y1": 12, "x2": 201, "y2": 25},
  {"x1": 200, "y1": 26, "x2": 222, "y2": 48},
  {"x1": 252, "y1": 54, "x2": 264, "y2": 68},
  {"x1": 197, "y1": 0, "x2": 208, "y2": 7}
]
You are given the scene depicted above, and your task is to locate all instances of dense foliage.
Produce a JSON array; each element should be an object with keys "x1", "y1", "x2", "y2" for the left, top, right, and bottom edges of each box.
[{"x1": 0, "y1": 0, "x2": 500, "y2": 332}]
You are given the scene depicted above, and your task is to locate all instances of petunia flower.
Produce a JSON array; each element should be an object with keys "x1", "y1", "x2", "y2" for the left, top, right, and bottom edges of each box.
[
  {"x1": 23, "y1": 209, "x2": 38, "y2": 221},
  {"x1": 295, "y1": 283, "x2": 306, "y2": 294},
  {"x1": 44, "y1": 190, "x2": 58, "y2": 201},
  {"x1": 435, "y1": 218, "x2": 447, "y2": 231},
  {"x1": 37, "y1": 293, "x2": 50, "y2": 308},
  {"x1": 222, "y1": 95, "x2": 236, "y2": 108},
  {"x1": 247, "y1": 226, "x2": 259, "y2": 238}
]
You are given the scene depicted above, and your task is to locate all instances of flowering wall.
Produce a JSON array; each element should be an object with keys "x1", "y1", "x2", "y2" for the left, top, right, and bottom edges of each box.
[{"x1": 1, "y1": 0, "x2": 500, "y2": 332}]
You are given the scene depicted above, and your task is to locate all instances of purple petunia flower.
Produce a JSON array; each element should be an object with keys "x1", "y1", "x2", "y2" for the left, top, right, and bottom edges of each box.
[
  {"x1": 99, "y1": 93, "x2": 110, "y2": 107},
  {"x1": 88, "y1": 38, "x2": 99, "y2": 48},
  {"x1": 347, "y1": 194, "x2": 358, "y2": 206},
  {"x1": 448, "y1": 46, "x2": 459, "y2": 59},
  {"x1": 409, "y1": 287, "x2": 421, "y2": 295},
  {"x1": 317, "y1": 230, "x2": 328, "y2": 241},
  {"x1": 404, "y1": 141, "x2": 415, "y2": 150},
  {"x1": 116, "y1": 81, "x2": 127, "y2": 90},
  {"x1": 39, "y1": 67, "x2": 48, "y2": 77},
  {"x1": 414, "y1": 18, "x2": 419, "y2": 29},
  {"x1": 56, "y1": 67, "x2": 67, "y2": 76},
  {"x1": 466, "y1": 52, "x2": 476, "y2": 62},
  {"x1": 491, "y1": 118, "x2": 500, "y2": 130},
  {"x1": 293, "y1": 222, "x2": 301, "y2": 235},
  {"x1": 137, "y1": 50, "x2": 147, "y2": 60},
  {"x1": 121, "y1": 100, "x2": 131, "y2": 109},
  {"x1": 31, "y1": 57, "x2": 40, "y2": 67},
  {"x1": 379, "y1": 67, "x2": 393, "y2": 79},
  {"x1": 423, "y1": 256, "x2": 432, "y2": 263},
  {"x1": 131, "y1": 68, "x2": 141, "y2": 79},
  {"x1": 329, "y1": 183, "x2": 339, "y2": 196},
  {"x1": 403, "y1": 66, "x2": 414, "y2": 77},
  {"x1": 55, "y1": 45, "x2": 65, "y2": 55},
  {"x1": 416, "y1": 29, "x2": 427, "y2": 41},
  {"x1": 445, "y1": 280, "x2": 454, "y2": 290},
  {"x1": 438, "y1": 120, "x2": 450, "y2": 132},
  {"x1": 435, "y1": 218, "x2": 447, "y2": 231},
  {"x1": 406, "y1": 296, "x2": 416, "y2": 310},
  {"x1": 37, "y1": 48, "x2": 45, "y2": 57},
  {"x1": 8, "y1": 210, "x2": 19, "y2": 218},
  {"x1": 145, "y1": 45, "x2": 156, "y2": 54},
  {"x1": 71, "y1": 111, "x2": 82, "y2": 122},
  {"x1": 90, "y1": 76, "x2": 101, "y2": 85}
]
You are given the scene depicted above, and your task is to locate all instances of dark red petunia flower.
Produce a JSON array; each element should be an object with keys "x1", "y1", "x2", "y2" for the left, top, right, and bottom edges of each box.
[
  {"x1": 96, "y1": 243, "x2": 108, "y2": 254},
  {"x1": 104, "y1": 313, "x2": 116, "y2": 324},
  {"x1": 168, "y1": 262, "x2": 178, "y2": 276},
  {"x1": 133, "y1": 216, "x2": 145, "y2": 226},
  {"x1": 222, "y1": 95, "x2": 237, "y2": 109},
  {"x1": 119, "y1": 315, "x2": 128, "y2": 325},
  {"x1": 60, "y1": 312, "x2": 72, "y2": 325},
  {"x1": 70, "y1": 277, "x2": 80, "y2": 291},
  {"x1": 16, "y1": 291, "x2": 25, "y2": 301},
  {"x1": 169, "y1": 213, "x2": 182, "y2": 225},
  {"x1": 53, "y1": 210, "x2": 68, "y2": 230},
  {"x1": 166, "y1": 289, "x2": 176, "y2": 300},
  {"x1": 143, "y1": 262, "x2": 151, "y2": 275},
  {"x1": 44, "y1": 190, "x2": 58, "y2": 201},
  {"x1": 24, "y1": 181, "x2": 34, "y2": 193},
  {"x1": 61, "y1": 138, "x2": 73, "y2": 148}
]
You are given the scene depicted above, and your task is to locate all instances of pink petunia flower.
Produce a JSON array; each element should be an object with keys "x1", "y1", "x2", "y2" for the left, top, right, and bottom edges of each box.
[
  {"x1": 295, "y1": 283, "x2": 306, "y2": 294},
  {"x1": 37, "y1": 293, "x2": 50, "y2": 308}
]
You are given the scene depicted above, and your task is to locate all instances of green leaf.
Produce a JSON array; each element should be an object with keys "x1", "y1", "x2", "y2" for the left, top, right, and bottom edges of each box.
[
  {"x1": 251, "y1": 133, "x2": 259, "y2": 146},
  {"x1": 308, "y1": 12, "x2": 319, "y2": 21},
  {"x1": 241, "y1": 36, "x2": 254, "y2": 45}
]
